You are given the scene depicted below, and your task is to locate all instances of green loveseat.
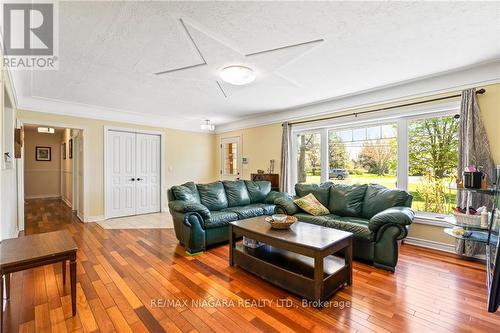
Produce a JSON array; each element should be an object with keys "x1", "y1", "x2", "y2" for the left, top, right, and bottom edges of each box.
[
  {"x1": 168, "y1": 180, "x2": 285, "y2": 254},
  {"x1": 275, "y1": 183, "x2": 414, "y2": 271}
]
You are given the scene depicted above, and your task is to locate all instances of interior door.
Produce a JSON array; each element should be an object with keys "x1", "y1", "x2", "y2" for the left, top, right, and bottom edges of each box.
[
  {"x1": 107, "y1": 130, "x2": 137, "y2": 218},
  {"x1": 221, "y1": 136, "x2": 241, "y2": 180},
  {"x1": 135, "y1": 133, "x2": 161, "y2": 214}
]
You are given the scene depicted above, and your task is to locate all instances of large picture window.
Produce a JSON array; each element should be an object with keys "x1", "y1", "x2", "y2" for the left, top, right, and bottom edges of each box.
[{"x1": 291, "y1": 107, "x2": 460, "y2": 216}]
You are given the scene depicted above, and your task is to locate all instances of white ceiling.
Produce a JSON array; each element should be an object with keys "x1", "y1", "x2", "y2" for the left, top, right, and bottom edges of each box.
[{"x1": 12, "y1": 1, "x2": 500, "y2": 130}]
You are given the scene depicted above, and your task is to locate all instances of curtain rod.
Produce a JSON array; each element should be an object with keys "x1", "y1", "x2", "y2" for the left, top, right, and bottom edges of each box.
[{"x1": 285, "y1": 88, "x2": 486, "y2": 126}]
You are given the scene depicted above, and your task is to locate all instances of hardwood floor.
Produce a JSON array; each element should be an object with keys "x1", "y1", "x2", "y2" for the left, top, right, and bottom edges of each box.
[{"x1": 5, "y1": 198, "x2": 500, "y2": 332}]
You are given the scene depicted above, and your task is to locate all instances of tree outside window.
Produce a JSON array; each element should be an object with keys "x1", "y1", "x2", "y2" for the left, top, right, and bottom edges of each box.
[{"x1": 409, "y1": 116, "x2": 459, "y2": 214}]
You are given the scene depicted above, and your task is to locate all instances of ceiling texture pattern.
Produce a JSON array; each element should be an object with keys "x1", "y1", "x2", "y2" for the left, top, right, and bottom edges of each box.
[
  {"x1": 12, "y1": 1, "x2": 500, "y2": 130},
  {"x1": 154, "y1": 18, "x2": 324, "y2": 98}
]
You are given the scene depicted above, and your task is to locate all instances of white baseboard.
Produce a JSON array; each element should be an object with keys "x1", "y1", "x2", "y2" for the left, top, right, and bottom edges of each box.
[
  {"x1": 87, "y1": 215, "x2": 105, "y2": 222},
  {"x1": 77, "y1": 212, "x2": 85, "y2": 222},
  {"x1": 61, "y1": 197, "x2": 72, "y2": 208},
  {"x1": 25, "y1": 194, "x2": 61, "y2": 200},
  {"x1": 404, "y1": 237, "x2": 455, "y2": 253}
]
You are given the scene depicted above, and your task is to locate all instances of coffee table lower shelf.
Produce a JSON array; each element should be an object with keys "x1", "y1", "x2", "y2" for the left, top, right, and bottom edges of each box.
[{"x1": 233, "y1": 244, "x2": 349, "y2": 302}]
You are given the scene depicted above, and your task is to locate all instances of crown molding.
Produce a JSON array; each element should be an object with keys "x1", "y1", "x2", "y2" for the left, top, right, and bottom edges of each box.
[
  {"x1": 17, "y1": 96, "x2": 213, "y2": 133},
  {"x1": 215, "y1": 59, "x2": 500, "y2": 133}
]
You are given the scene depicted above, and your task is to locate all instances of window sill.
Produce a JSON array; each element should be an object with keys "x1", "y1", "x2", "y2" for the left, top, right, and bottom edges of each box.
[{"x1": 413, "y1": 212, "x2": 450, "y2": 227}]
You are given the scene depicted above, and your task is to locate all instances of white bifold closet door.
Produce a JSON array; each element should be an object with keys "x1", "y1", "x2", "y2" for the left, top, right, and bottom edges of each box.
[
  {"x1": 107, "y1": 130, "x2": 161, "y2": 219},
  {"x1": 135, "y1": 133, "x2": 161, "y2": 214}
]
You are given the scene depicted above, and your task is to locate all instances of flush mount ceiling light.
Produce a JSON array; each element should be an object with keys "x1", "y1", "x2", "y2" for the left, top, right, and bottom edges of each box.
[
  {"x1": 200, "y1": 120, "x2": 215, "y2": 131},
  {"x1": 219, "y1": 65, "x2": 256, "y2": 85},
  {"x1": 38, "y1": 127, "x2": 55, "y2": 134}
]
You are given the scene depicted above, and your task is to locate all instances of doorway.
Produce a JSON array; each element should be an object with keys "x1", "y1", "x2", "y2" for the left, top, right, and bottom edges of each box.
[
  {"x1": 17, "y1": 121, "x2": 88, "y2": 233},
  {"x1": 104, "y1": 128, "x2": 162, "y2": 219}
]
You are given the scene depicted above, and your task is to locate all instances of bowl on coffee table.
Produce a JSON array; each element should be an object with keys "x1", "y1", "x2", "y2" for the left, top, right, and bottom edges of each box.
[{"x1": 265, "y1": 214, "x2": 297, "y2": 229}]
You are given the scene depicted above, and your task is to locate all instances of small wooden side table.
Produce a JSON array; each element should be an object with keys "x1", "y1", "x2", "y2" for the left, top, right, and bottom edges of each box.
[{"x1": 0, "y1": 230, "x2": 78, "y2": 332}]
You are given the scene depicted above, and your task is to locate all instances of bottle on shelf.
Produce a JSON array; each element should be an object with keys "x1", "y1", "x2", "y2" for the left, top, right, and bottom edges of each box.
[{"x1": 481, "y1": 208, "x2": 489, "y2": 229}]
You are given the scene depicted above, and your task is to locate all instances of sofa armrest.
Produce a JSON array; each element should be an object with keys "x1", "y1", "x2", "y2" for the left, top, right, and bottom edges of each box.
[
  {"x1": 368, "y1": 207, "x2": 414, "y2": 233},
  {"x1": 264, "y1": 191, "x2": 290, "y2": 204},
  {"x1": 274, "y1": 196, "x2": 301, "y2": 215},
  {"x1": 168, "y1": 200, "x2": 211, "y2": 220}
]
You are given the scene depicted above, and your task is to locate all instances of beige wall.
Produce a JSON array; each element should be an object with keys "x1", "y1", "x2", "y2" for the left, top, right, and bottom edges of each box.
[
  {"x1": 216, "y1": 123, "x2": 282, "y2": 180},
  {"x1": 165, "y1": 128, "x2": 218, "y2": 187},
  {"x1": 23, "y1": 129, "x2": 62, "y2": 198},
  {"x1": 17, "y1": 109, "x2": 218, "y2": 220},
  {"x1": 478, "y1": 83, "x2": 500, "y2": 164}
]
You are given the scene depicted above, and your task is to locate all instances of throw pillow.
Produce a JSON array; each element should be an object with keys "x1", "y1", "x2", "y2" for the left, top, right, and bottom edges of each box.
[
  {"x1": 294, "y1": 193, "x2": 330, "y2": 216},
  {"x1": 294, "y1": 183, "x2": 331, "y2": 207}
]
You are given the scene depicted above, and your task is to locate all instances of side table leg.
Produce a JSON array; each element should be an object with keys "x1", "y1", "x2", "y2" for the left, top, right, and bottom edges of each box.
[
  {"x1": 5, "y1": 274, "x2": 9, "y2": 300},
  {"x1": 62, "y1": 260, "x2": 66, "y2": 285},
  {"x1": 70, "y1": 258, "x2": 77, "y2": 316}
]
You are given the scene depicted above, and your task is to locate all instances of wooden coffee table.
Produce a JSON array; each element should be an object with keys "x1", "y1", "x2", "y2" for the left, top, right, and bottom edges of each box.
[
  {"x1": 0, "y1": 230, "x2": 78, "y2": 332},
  {"x1": 229, "y1": 217, "x2": 353, "y2": 302}
]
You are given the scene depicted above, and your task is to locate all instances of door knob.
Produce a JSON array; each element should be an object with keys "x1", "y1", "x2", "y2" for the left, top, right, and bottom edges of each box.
[
  {"x1": 130, "y1": 178, "x2": 136, "y2": 181},
  {"x1": 137, "y1": 178, "x2": 143, "y2": 181}
]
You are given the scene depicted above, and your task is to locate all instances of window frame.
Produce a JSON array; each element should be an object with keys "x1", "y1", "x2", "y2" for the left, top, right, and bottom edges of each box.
[{"x1": 290, "y1": 100, "x2": 460, "y2": 216}]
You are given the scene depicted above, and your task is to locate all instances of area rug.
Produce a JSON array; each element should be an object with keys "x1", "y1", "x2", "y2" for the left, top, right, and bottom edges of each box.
[{"x1": 96, "y1": 212, "x2": 174, "y2": 229}]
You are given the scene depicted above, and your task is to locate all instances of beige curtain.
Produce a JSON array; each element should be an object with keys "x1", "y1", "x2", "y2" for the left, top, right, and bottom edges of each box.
[{"x1": 280, "y1": 122, "x2": 292, "y2": 192}]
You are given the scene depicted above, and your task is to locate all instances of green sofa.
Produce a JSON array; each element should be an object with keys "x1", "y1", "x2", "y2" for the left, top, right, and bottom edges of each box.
[
  {"x1": 167, "y1": 180, "x2": 285, "y2": 254},
  {"x1": 275, "y1": 183, "x2": 414, "y2": 271}
]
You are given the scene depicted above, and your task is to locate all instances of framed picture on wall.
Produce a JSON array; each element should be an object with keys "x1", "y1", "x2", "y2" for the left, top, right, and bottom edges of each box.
[
  {"x1": 69, "y1": 138, "x2": 73, "y2": 159},
  {"x1": 62, "y1": 142, "x2": 66, "y2": 160},
  {"x1": 36, "y1": 146, "x2": 51, "y2": 161}
]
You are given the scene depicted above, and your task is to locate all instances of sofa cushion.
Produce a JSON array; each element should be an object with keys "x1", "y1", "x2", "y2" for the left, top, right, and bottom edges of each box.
[
  {"x1": 275, "y1": 196, "x2": 301, "y2": 215},
  {"x1": 197, "y1": 182, "x2": 228, "y2": 211},
  {"x1": 171, "y1": 182, "x2": 200, "y2": 203},
  {"x1": 244, "y1": 181, "x2": 271, "y2": 203},
  {"x1": 294, "y1": 212, "x2": 341, "y2": 226},
  {"x1": 222, "y1": 205, "x2": 264, "y2": 219},
  {"x1": 246, "y1": 203, "x2": 276, "y2": 215},
  {"x1": 339, "y1": 216, "x2": 370, "y2": 226},
  {"x1": 204, "y1": 211, "x2": 238, "y2": 229},
  {"x1": 295, "y1": 183, "x2": 331, "y2": 207},
  {"x1": 324, "y1": 217, "x2": 373, "y2": 241},
  {"x1": 328, "y1": 184, "x2": 367, "y2": 217},
  {"x1": 362, "y1": 184, "x2": 411, "y2": 219},
  {"x1": 294, "y1": 193, "x2": 330, "y2": 216},
  {"x1": 223, "y1": 180, "x2": 251, "y2": 207}
]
